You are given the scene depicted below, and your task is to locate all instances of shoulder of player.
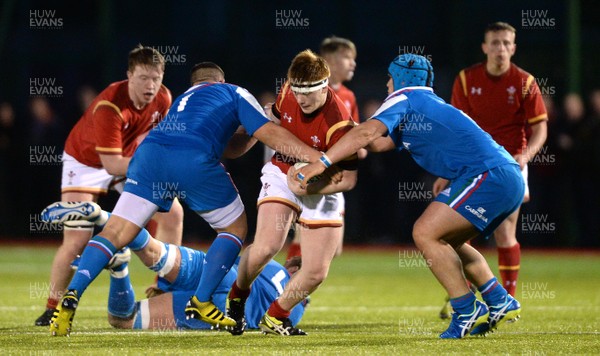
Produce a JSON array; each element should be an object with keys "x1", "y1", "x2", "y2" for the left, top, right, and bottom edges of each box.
[
  {"x1": 461, "y1": 62, "x2": 486, "y2": 76},
  {"x1": 509, "y1": 62, "x2": 533, "y2": 76}
]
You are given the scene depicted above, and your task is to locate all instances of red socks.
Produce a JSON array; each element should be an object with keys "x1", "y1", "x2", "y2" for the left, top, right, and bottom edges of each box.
[
  {"x1": 229, "y1": 282, "x2": 250, "y2": 301},
  {"x1": 267, "y1": 299, "x2": 290, "y2": 319},
  {"x1": 286, "y1": 242, "x2": 301, "y2": 261},
  {"x1": 46, "y1": 298, "x2": 58, "y2": 310},
  {"x1": 498, "y1": 243, "x2": 521, "y2": 296}
]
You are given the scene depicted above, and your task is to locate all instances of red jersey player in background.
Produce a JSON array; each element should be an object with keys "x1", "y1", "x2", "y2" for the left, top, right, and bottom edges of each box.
[
  {"x1": 433, "y1": 22, "x2": 548, "y2": 317},
  {"x1": 286, "y1": 36, "x2": 360, "y2": 261},
  {"x1": 227, "y1": 49, "x2": 358, "y2": 336},
  {"x1": 35, "y1": 45, "x2": 184, "y2": 326}
]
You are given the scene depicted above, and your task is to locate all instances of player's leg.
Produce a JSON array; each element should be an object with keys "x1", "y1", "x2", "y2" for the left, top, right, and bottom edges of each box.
[
  {"x1": 106, "y1": 247, "x2": 135, "y2": 327},
  {"x1": 50, "y1": 192, "x2": 158, "y2": 336},
  {"x1": 35, "y1": 191, "x2": 97, "y2": 326},
  {"x1": 150, "y1": 197, "x2": 184, "y2": 245},
  {"x1": 412, "y1": 202, "x2": 489, "y2": 339},
  {"x1": 225, "y1": 202, "x2": 295, "y2": 335},
  {"x1": 185, "y1": 196, "x2": 247, "y2": 328},
  {"x1": 456, "y1": 242, "x2": 522, "y2": 336},
  {"x1": 494, "y1": 164, "x2": 528, "y2": 296},
  {"x1": 285, "y1": 224, "x2": 302, "y2": 261},
  {"x1": 493, "y1": 207, "x2": 521, "y2": 296},
  {"x1": 110, "y1": 293, "x2": 176, "y2": 330},
  {"x1": 260, "y1": 225, "x2": 339, "y2": 336}
]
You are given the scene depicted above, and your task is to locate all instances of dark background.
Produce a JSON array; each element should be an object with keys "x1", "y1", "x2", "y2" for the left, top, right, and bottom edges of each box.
[{"x1": 0, "y1": 0, "x2": 598, "y2": 247}]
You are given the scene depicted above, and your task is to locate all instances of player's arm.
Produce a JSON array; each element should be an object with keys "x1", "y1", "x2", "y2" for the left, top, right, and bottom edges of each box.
[
  {"x1": 517, "y1": 120, "x2": 547, "y2": 169},
  {"x1": 366, "y1": 135, "x2": 395, "y2": 152},
  {"x1": 222, "y1": 126, "x2": 258, "y2": 159},
  {"x1": 294, "y1": 119, "x2": 388, "y2": 188},
  {"x1": 99, "y1": 154, "x2": 131, "y2": 176},
  {"x1": 450, "y1": 71, "x2": 471, "y2": 113},
  {"x1": 253, "y1": 122, "x2": 321, "y2": 163},
  {"x1": 93, "y1": 103, "x2": 130, "y2": 176}
]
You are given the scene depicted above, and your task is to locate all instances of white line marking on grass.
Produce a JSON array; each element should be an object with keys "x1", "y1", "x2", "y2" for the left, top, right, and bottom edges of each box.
[{"x1": 4, "y1": 305, "x2": 600, "y2": 312}]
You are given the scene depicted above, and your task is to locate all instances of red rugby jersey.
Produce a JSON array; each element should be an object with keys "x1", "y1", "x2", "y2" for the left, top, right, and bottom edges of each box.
[
  {"x1": 451, "y1": 62, "x2": 547, "y2": 155},
  {"x1": 271, "y1": 82, "x2": 357, "y2": 174},
  {"x1": 64, "y1": 80, "x2": 171, "y2": 168},
  {"x1": 333, "y1": 83, "x2": 359, "y2": 123}
]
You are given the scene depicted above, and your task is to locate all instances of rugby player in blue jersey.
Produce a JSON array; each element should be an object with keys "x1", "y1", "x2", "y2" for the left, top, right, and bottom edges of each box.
[
  {"x1": 48, "y1": 62, "x2": 321, "y2": 336},
  {"x1": 42, "y1": 203, "x2": 305, "y2": 331},
  {"x1": 293, "y1": 54, "x2": 523, "y2": 339}
]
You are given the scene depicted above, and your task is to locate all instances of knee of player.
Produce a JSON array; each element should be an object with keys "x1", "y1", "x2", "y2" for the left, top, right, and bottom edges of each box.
[
  {"x1": 411, "y1": 222, "x2": 432, "y2": 249},
  {"x1": 303, "y1": 266, "x2": 329, "y2": 285},
  {"x1": 107, "y1": 314, "x2": 133, "y2": 329}
]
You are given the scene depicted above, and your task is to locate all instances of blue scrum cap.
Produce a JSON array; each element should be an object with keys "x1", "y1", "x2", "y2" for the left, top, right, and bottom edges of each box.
[{"x1": 388, "y1": 54, "x2": 434, "y2": 91}]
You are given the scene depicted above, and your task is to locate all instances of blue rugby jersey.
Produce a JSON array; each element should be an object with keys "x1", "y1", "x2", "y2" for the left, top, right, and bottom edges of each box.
[{"x1": 372, "y1": 86, "x2": 517, "y2": 180}]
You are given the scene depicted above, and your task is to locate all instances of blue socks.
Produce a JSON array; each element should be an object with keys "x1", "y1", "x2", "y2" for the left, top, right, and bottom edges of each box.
[
  {"x1": 68, "y1": 235, "x2": 117, "y2": 297},
  {"x1": 478, "y1": 277, "x2": 508, "y2": 306},
  {"x1": 107, "y1": 264, "x2": 135, "y2": 318},
  {"x1": 194, "y1": 232, "x2": 243, "y2": 302},
  {"x1": 450, "y1": 291, "x2": 477, "y2": 316}
]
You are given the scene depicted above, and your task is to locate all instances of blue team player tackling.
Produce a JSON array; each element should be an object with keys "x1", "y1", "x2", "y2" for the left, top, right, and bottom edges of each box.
[
  {"x1": 49, "y1": 62, "x2": 321, "y2": 336},
  {"x1": 292, "y1": 54, "x2": 523, "y2": 339}
]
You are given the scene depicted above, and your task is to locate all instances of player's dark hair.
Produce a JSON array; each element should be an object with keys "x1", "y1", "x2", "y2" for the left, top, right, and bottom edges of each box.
[
  {"x1": 190, "y1": 62, "x2": 225, "y2": 85},
  {"x1": 484, "y1": 22, "x2": 517, "y2": 37},
  {"x1": 284, "y1": 256, "x2": 302, "y2": 270},
  {"x1": 320, "y1": 36, "x2": 357, "y2": 57},
  {"x1": 128, "y1": 44, "x2": 165, "y2": 72}
]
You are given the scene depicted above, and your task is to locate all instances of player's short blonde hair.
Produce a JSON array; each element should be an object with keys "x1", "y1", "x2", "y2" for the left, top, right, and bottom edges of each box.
[
  {"x1": 128, "y1": 44, "x2": 165, "y2": 72},
  {"x1": 484, "y1": 22, "x2": 516, "y2": 37},
  {"x1": 287, "y1": 49, "x2": 330, "y2": 93},
  {"x1": 320, "y1": 36, "x2": 357, "y2": 57}
]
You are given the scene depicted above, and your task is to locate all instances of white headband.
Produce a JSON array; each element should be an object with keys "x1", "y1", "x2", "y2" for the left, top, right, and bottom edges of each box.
[{"x1": 290, "y1": 78, "x2": 329, "y2": 94}]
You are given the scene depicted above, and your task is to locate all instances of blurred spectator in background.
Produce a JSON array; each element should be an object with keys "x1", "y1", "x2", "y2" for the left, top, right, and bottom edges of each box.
[
  {"x1": 27, "y1": 97, "x2": 65, "y2": 148},
  {"x1": 0, "y1": 102, "x2": 17, "y2": 234},
  {"x1": 26, "y1": 97, "x2": 66, "y2": 212},
  {"x1": 77, "y1": 85, "x2": 98, "y2": 114},
  {"x1": 555, "y1": 93, "x2": 587, "y2": 246}
]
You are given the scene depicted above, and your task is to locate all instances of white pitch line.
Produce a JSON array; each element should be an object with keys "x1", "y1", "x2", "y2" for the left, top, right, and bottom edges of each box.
[{"x1": 3, "y1": 305, "x2": 599, "y2": 312}]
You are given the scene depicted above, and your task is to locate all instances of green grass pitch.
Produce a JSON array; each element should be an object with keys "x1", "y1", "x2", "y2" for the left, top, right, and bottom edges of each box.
[{"x1": 1, "y1": 245, "x2": 598, "y2": 354}]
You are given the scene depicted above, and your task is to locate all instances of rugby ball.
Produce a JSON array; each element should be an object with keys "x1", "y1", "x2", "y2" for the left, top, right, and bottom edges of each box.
[{"x1": 293, "y1": 162, "x2": 322, "y2": 184}]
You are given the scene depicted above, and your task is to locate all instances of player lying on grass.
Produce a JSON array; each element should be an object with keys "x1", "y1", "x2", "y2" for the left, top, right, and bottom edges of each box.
[
  {"x1": 47, "y1": 62, "x2": 322, "y2": 337},
  {"x1": 292, "y1": 54, "x2": 522, "y2": 339},
  {"x1": 42, "y1": 201, "x2": 305, "y2": 331}
]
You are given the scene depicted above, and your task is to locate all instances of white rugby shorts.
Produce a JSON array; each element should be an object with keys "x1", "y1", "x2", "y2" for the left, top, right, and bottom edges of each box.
[{"x1": 257, "y1": 162, "x2": 344, "y2": 228}]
